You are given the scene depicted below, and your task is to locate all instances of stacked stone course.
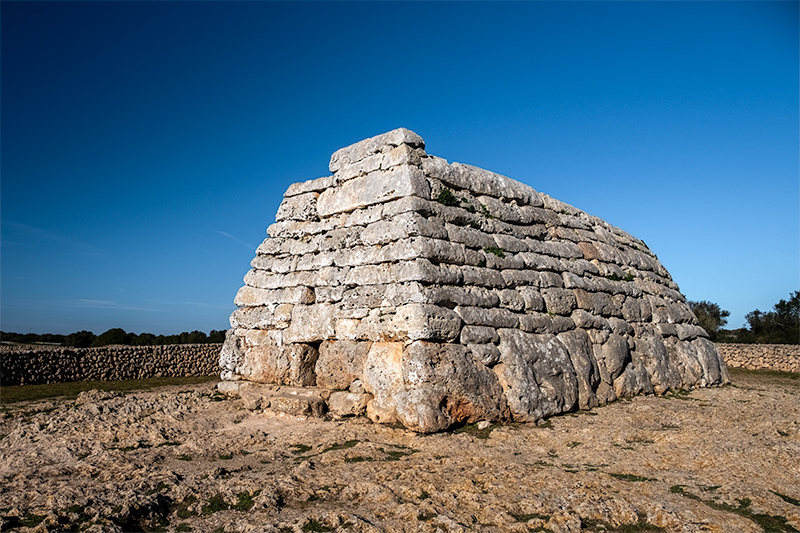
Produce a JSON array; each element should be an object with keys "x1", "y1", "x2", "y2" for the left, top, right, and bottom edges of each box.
[
  {"x1": 220, "y1": 128, "x2": 729, "y2": 432},
  {"x1": 1, "y1": 344, "x2": 220, "y2": 386},
  {"x1": 717, "y1": 343, "x2": 800, "y2": 373}
]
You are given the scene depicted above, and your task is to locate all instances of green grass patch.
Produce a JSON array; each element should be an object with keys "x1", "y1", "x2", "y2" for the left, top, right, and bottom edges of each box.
[
  {"x1": 201, "y1": 494, "x2": 230, "y2": 515},
  {"x1": 671, "y1": 486, "x2": 798, "y2": 532},
  {"x1": 581, "y1": 515, "x2": 665, "y2": 532},
  {"x1": 289, "y1": 443, "x2": 312, "y2": 455},
  {"x1": 344, "y1": 456, "x2": 373, "y2": 463},
  {"x1": 484, "y1": 246, "x2": 505, "y2": 258},
  {"x1": 436, "y1": 188, "x2": 460, "y2": 207},
  {"x1": 728, "y1": 367, "x2": 799, "y2": 380},
  {"x1": 772, "y1": 491, "x2": 800, "y2": 507},
  {"x1": 321, "y1": 440, "x2": 359, "y2": 453},
  {"x1": 233, "y1": 490, "x2": 260, "y2": 511},
  {"x1": 0, "y1": 375, "x2": 218, "y2": 405},
  {"x1": 608, "y1": 473, "x2": 657, "y2": 482}
]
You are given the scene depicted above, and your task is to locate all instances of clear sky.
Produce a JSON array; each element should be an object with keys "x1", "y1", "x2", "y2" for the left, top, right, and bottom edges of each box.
[{"x1": 2, "y1": 1, "x2": 798, "y2": 335}]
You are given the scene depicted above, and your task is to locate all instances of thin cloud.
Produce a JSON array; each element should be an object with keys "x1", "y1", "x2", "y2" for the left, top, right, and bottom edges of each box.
[
  {"x1": 216, "y1": 230, "x2": 255, "y2": 250},
  {"x1": 69, "y1": 299, "x2": 159, "y2": 312},
  {"x1": 2, "y1": 221, "x2": 108, "y2": 258}
]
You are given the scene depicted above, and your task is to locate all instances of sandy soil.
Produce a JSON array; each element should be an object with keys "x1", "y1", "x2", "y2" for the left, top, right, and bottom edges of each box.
[{"x1": 1, "y1": 370, "x2": 798, "y2": 533}]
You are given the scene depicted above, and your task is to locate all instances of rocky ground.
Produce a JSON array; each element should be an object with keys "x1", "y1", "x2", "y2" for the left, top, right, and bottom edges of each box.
[{"x1": 1, "y1": 369, "x2": 798, "y2": 533}]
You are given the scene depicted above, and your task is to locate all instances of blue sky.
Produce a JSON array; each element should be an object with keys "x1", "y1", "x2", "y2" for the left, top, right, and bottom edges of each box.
[{"x1": 2, "y1": 1, "x2": 797, "y2": 335}]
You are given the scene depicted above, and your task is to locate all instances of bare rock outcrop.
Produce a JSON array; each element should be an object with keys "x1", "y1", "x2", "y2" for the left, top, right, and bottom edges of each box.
[{"x1": 220, "y1": 128, "x2": 729, "y2": 432}]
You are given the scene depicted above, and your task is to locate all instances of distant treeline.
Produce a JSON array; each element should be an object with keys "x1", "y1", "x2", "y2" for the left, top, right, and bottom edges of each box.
[{"x1": 0, "y1": 328, "x2": 226, "y2": 348}]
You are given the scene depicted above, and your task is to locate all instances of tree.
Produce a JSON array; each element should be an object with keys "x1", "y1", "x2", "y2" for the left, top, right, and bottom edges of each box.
[
  {"x1": 92, "y1": 328, "x2": 132, "y2": 347},
  {"x1": 688, "y1": 300, "x2": 730, "y2": 341},
  {"x1": 64, "y1": 330, "x2": 95, "y2": 348},
  {"x1": 745, "y1": 291, "x2": 799, "y2": 344}
]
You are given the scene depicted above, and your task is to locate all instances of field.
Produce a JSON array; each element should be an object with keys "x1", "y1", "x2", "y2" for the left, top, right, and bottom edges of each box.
[{"x1": 0, "y1": 369, "x2": 798, "y2": 532}]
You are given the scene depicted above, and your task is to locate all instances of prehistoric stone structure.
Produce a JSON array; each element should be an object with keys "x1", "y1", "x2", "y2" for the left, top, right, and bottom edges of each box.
[{"x1": 219, "y1": 128, "x2": 729, "y2": 432}]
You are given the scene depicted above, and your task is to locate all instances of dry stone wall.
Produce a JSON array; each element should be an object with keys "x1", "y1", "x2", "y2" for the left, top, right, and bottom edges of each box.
[
  {"x1": 1, "y1": 344, "x2": 220, "y2": 386},
  {"x1": 717, "y1": 343, "x2": 800, "y2": 373},
  {"x1": 220, "y1": 128, "x2": 729, "y2": 432}
]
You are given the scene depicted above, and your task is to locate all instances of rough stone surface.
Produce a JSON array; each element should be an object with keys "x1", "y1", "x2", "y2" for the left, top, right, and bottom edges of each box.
[
  {"x1": 1, "y1": 372, "x2": 798, "y2": 532},
  {"x1": 220, "y1": 128, "x2": 731, "y2": 432},
  {"x1": 1, "y1": 344, "x2": 220, "y2": 386}
]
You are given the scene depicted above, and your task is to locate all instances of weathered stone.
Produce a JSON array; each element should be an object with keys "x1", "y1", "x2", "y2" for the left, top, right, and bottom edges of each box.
[
  {"x1": 275, "y1": 192, "x2": 319, "y2": 222},
  {"x1": 283, "y1": 304, "x2": 336, "y2": 343},
  {"x1": 330, "y1": 127, "x2": 424, "y2": 172},
  {"x1": 495, "y1": 329, "x2": 578, "y2": 421},
  {"x1": 327, "y1": 390, "x2": 372, "y2": 417},
  {"x1": 220, "y1": 127, "x2": 729, "y2": 433},
  {"x1": 315, "y1": 340, "x2": 371, "y2": 390},
  {"x1": 393, "y1": 304, "x2": 463, "y2": 342},
  {"x1": 318, "y1": 166, "x2": 430, "y2": 217}
]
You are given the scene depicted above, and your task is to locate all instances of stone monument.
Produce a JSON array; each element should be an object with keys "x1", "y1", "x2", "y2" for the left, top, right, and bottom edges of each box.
[{"x1": 219, "y1": 128, "x2": 728, "y2": 432}]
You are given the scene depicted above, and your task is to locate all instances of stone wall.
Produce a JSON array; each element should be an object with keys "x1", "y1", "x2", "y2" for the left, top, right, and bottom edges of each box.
[
  {"x1": 0, "y1": 344, "x2": 221, "y2": 386},
  {"x1": 716, "y1": 343, "x2": 800, "y2": 373},
  {"x1": 221, "y1": 128, "x2": 729, "y2": 433}
]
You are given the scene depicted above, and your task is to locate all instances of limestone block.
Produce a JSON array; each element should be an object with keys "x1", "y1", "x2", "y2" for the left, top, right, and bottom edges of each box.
[
  {"x1": 283, "y1": 304, "x2": 336, "y2": 343},
  {"x1": 391, "y1": 259, "x2": 464, "y2": 285},
  {"x1": 631, "y1": 330, "x2": 681, "y2": 394},
  {"x1": 517, "y1": 286, "x2": 545, "y2": 312},
  {"x1": 345, "y1": 264, "x2": 393, "y2": 286},
  {"x1": 284, "y1": 175, "x2": 336, "y2": 197},
  {"x1": 362, "y1": 342, "x2": 405, "y2": 424},
  {"x1": 315, "y1": 340, "x2": 371, "y2": 389},
  {"x1": 270, "y1": 394, "x2": 326, "y2": 417},
  {"x1": 455, "y1": 306, "x2": 519, "y2": 329},
  {"x1": 570, "y1": 309, "x2": 609, "y2": 330},
  {"x1": 335, "y1": 144, "x2": 424, "y2": 182},
  {"x1": 234, "y1": 286, "x2": 315, "y2": 307},
  {"x1": 425, "y1": 158, "x2": 540, "y2": 206},
  {"x1": 426, "y1": 285, "x2": 500, "y2": 308},
  {"x1": 295, "y1": 252, "x2": 335, "y2": 271},
  {"x1": 518, "y1": 252, "x2": 565, "y2": 273},
  {"x1": 492, "y1": 233, "x2": 529, "y2": 253},
  {"x1": 398, "y1": 341, "x2": 510, "y2": 432},
  {"x1": 574, "y1": 289, "x2": 622, "y2": 317},
  {"x1": 328, "y1": 391, "x2": 372, "y2": 417},
  {"x1": 556, "y1": 330, "x2": 600, "y2": 410},
  {"x1": 622, "y1": 297, "x2": 652, "y2": 323},
  {"x1": 495, "y1": 329, "x2": 579, "y2": 421},
  {"x1": 460, "y1": 325, "x2": 499, "y2": 345},
  {"x1": 393, "y1": 304, "x2": 463, "y2": 342},
  {"x1": 341, "y1": 285, "x2": 389, "y2": 309},
  {"x1": 468, "y1": 343, "x2": 501, "y2": 366},
  {"x1": 235, "y1": 329, "x2": 299, "y2": 385},
  {"x1": 361, "y1": 212, "x2": 447, "y2": 245},
  {"x1": 330, "y1": 128, "x2": 424, "y2": 173},
  {"x1": 383, "y1": 282, "x2": 428, "y2": 306},
  {"x1": 318, "y1": 166, "x2": 431, "y2": 217},
  {"x1": 542, "y1": 288, "x2": 578, "y2": 316},
  {"x1": 275, "y1": 192, "x2": 319, "y2": 222},
  {"x1": 499, "y1": 269, "x2": 542, "y2": 287},
  {"x1": 462, "y1": 266, "x2": 506, "y2": 288},
  {"x1": 445, "y1": 223, "x2": 496, "y2": 249},
  {"x1": 230, "y1": 307, "x2": 278, "y2": 330},
  {"x1": 607, "y1": 318, "x2": 634, "y2": 336},
  {"x1": 267, "y1": 217, "x2": 341, "y2": 239},
  {"x1": 219, "y1": 329, "x2": 245, "y2": 380},
  {"x1": 596, "y1": 334, "x2": 631, "y2": 381},
  {"x1": 498, "y1": 289, "x2": 525, "y2": 312}
]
